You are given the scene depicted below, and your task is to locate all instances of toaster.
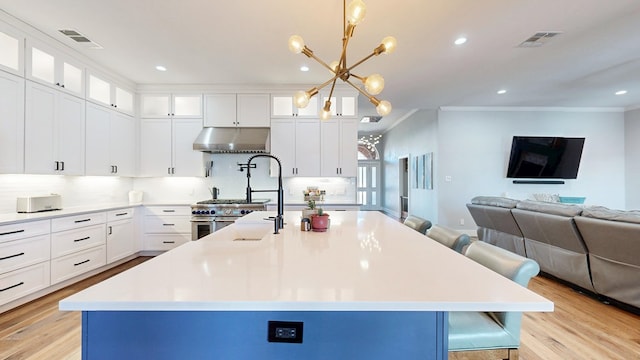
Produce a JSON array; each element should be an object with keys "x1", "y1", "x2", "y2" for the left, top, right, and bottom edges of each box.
[{"x1": 17, "y1": 194, "x2": 62, "y2": 213}]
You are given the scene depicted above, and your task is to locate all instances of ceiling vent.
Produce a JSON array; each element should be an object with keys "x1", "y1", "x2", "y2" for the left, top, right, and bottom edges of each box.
[
  {"x1": 517, "y1": 31, "x2": 562, "y2": 48},
  {"x1": 58, "y1": 29, "x2": 103, "y2": 49},
  {"x1": 360, "y1": 115, "x2": 383, "y2": 123}
]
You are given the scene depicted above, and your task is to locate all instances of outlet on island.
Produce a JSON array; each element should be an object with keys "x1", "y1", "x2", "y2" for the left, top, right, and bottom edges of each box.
[{"x1": 268, "y1": 321, "x2": 303, "y2": 344}]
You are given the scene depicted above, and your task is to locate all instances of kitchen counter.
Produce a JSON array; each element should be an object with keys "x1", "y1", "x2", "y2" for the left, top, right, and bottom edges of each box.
[
  {"x1": 59, "y1": 211, "x2": 551, "y2": 359},
  {"x1": 0, "y1": 203, "x2": 138, "y2": 225}
]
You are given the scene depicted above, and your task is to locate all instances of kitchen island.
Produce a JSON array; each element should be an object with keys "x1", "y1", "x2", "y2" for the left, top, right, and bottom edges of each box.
[{"x1": 60, "y1": 211, "x2": 552, "y2": 359}]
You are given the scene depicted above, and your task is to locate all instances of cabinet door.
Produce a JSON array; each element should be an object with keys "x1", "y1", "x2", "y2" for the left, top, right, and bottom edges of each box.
[
  {"x1": 237, "y1": 94, "x2": 270, "y2": 127},
  {"x1": 140, "y1": 94, "x2": 171, "y2": 118},
  {"x1": 271, "y1": 95, "x2": 318, "y2": 118},
  {"x1": 110, "y1": 113, "x2": 136, "y2": 176},
  {"x1": 321, "y1": 92, "x2": 357, "y2": 117},
  {"x1": 339, "y1": 118, "x2": 359, "y2": 177},
  {"x1": 56, "y1": 93, "x2": 85, "y2": 175},
  {"x1": 140, "y1": 119, "x2": 173, "y2": 176},
  {"x1": 173, "y1": 95, "x2": 202, "y2": 118},
  {"x1": 0, "y1": 25, "x2": 24, "y2": 75},
  {"x1": 270, "y1": 119, "x2": 296, "y2": 177},
  {"x1": 85, "y1": 103, "x2": 113, "y2": 176},
  {"x1": 172, "y1": 119, "x2": 203, "y2": 176},
  {"x1": 114, "y1": 86, "x2": 134, "y2": 115},
  {"x1": 295, "y1": 119, "x2": 321, "y2": 176},
  {"x1": 107, "y1": 219, "x2": 135, "y2": 263},
  {"x1": 204, "y1": 94, "x2": 236, "y2": 127},
  {"x1": 320, "y1": 120, "x2": 341, "y2": 176},
  {"x1": 24, "y1": 81, "x2": 56, "y2": 174},
  {"x1": 88, "y1": 74, "x2": 112, "y2": 106},
  {"x1": 0, "y1": 72, "x2": 24, "y2": 173}
]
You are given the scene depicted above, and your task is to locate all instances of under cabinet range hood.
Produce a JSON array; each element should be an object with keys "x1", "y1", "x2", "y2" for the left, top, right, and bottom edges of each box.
[{"x1": 193, "y1": 127, "x2": 270, "y2": 153}]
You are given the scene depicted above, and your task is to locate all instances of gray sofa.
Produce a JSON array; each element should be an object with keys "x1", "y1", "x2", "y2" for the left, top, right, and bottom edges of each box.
[
  {"x1": 511, "y1": 200, "x2": 595, "y2": 293},
  {"x1": 467, "y1": 196, "x2": 640, "y2": 311},
  {"x1": 466, "y1": 196, "x2": 527, "y2": 257},
  {"x1": 574, "y1": 207, "x2": 640, "y2": 309}
]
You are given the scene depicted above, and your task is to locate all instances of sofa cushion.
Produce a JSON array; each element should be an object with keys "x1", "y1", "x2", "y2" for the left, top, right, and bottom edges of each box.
[
  {"x1": 581, "y1": 206, "x2": 640, "y2": 224},
  {"x1": 471, "y1": 196, "x2": 519, "y2": 209},
  {"x1": 515, "y1": 200, "x2": 583, "y2": 217}
]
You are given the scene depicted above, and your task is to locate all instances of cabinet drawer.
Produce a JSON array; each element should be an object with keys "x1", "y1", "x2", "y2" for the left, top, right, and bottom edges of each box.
[
  {"x1": 51, "y1": 224, "x2": 106, "y2": 259},
  {"x1": 50, "y1": 245, "x2": 106, "y2": 285},
  {"x1": 107, "y1": 208, "x2": 134, "y2": 222},
  {"x1": 0, "y1": 220, "x2": 50, "y2": 243},
  {"x1": 144, "y1": 234, "x2": 190, "y2": 251},
  {"x1": 144, "y1": 216, "x2": 190, "y2": 234},
  {"x1": 0, "y1": 261, "x2": 50, "y2": 306},
  {"x1": 0, "y1": 234, "x2": 51, "y2": 275},
  {"x1": 145, "y1": 206, "x2": 191, "y2": 216},
  {"x1": 51, "y1": 212, "x2": 106, "y2": 232}
]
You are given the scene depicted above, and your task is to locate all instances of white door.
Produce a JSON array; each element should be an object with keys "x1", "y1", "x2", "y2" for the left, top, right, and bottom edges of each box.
[
  {"x1": 56, "y1": 93, "x2": 85, "y2": 175},
  {"x1": 139, "y1": 119, "x2": 172, "y2": 176},
  {"x1": 24, "y1": 81, "x2": 56, "y2": 174},
  {"x1": 320, "y1": 119, "x2": 340, "y2": 176},
  {"x1": 237, "y1": 94, "x2": 270, "y2": 127},
  {"x1": 0, "y1": 72, "x2": 24, "y2": 173},
  {"x1": 110, "y1": 113, "x2": 136, "y2": 176},
  {"x1": 86, "y1": 103, "x2": 112, "y2": 176},
  {"x1": 270, "y1": 119, "x2": 297, "y2": 177},
  {"x1": 172, "y1": 119, "x2": 203, "y2": 176},
  {"x1": 204, "y1": 94, "x2": 236, "y2": 127},
  {"x1": 107, "y1": 219, "x2": 135, "y2": 263},
  {"x1": 357, "y1": 160, "x2": 381, "y2": 211},
  {"x1": 295, "y1": 119, "x2": 320, "y2": 176},
  {"x1": 339, "y1": 118, "x2": 358, "y2": 177}
]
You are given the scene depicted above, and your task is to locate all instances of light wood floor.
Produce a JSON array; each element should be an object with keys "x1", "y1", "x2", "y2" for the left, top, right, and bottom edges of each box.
[{"x1": 2, "y1": 257, "x2": 639, "y2": 360}]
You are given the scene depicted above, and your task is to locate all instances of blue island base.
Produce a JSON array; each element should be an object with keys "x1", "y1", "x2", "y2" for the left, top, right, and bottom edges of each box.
[{"x1": 82, "y1": 310, "x2": 448, "y2": 360}]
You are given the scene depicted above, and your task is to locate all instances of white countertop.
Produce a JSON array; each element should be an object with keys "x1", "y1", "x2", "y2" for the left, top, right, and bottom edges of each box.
[
  {"x1": 0, "y1": 203, "x2": 138, "y2": 225},
  {"x1": 59, "y1": 211, "x2": 553, "y2": 312}
]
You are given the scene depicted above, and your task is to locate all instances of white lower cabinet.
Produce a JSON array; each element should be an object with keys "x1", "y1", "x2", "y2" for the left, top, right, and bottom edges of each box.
[
  {"x1": 50, "y1": 246, "x2": 106, "y2": 285},
  {"x1": 0, "y1": 219, "x2": 51, "y2": 307},
  {"x1": 106, "y1": 209, "x2": 136, "y2": 263},
  {"x1": 50, "y1": 212, "x2": 106, "y2": 285},
  {"x1": 143, "y1": 206, "x2": 191, "y2": 251},
  {"x1": 0, "y1": 262, "x2": 50, "y2": 305}
]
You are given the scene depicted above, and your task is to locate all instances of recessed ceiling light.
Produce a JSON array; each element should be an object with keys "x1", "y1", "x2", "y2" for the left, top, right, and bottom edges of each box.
[
  {"x1": 454, "y1": 37, "x2": 467, "y2": 45},
  {"x1": 615, "y1": 90, "x2": 628, "y2": 95},
  {"x1": 497, "y1": 89, "x2": 507, "y2": 95},
  {"x1": 155, "y1": 65, "x2": 167, "y2": 71},
  {"x1": 300, "y1": 66, "x2": 310, "y2": 72}
]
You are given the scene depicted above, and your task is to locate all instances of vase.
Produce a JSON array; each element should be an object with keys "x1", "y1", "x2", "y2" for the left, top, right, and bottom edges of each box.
[{"x1": 311, "y1": 214, "x2": 330, "y2": 232}]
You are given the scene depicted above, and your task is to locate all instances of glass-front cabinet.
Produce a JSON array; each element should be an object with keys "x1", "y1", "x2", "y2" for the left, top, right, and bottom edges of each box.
[
  {"x1": 140, "y1": 94, "x2": 202, "y2": 118},
  {"x1": 87, "y1": 72, "x2": 134, "y2": 115},
  {"x1": 26, "y1": 39, "x2": 84, "y2": 97},
  {"x1": 0, "y1": 23, "x2": 24, "y2": 75},
  {"x1": 271, "y1": 94, "x2": 319, "y2": 118}
]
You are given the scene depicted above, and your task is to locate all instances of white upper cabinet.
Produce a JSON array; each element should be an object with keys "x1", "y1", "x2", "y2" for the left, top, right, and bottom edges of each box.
[
  {"x1": 85, "y1": 102, "x2": 135, "y2": 176},
  {"x1": 0, "y1": 72, "x2": 25, "y2": 174},
  {"x1": 139, "y1": 118, "x2": 203, "y2": 177},
  {"x1": 87, "y1": 71, "x2": 134, "y2": 115},
  {"x1": 204, "y1": 93, "x2": 270, "y2": 127},
  {"x1": 320, "y1": 118, "x2": 358, "y2": 177},
  {"x1": 270, "y1": 118, "x2": 320, "y2": 177},
  {"x1": 320, "y1": 90, "x2": 358, "y2": 118},
  {"x1": 26, "y1": 40, "x2": 84, "y2": 97},
  {"x1": 271, "y1": 94, "x2": 318, "y2": 118},
  {"x1": 0, "y1": 24, "x2": 24, "y2": 75},
  {"x1": 24, "y1": 81, "x2": 85, "y2": 175},
  {"x1": 140, "y1": 94, "x2": 202, "y2": 118}
]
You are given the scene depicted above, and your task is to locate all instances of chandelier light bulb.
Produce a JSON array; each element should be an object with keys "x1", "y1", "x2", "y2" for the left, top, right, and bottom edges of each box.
[
  {"x1": 293, "y1": 90, "x2": 311, "y2": 108},
  {"x1": 320, "y1": 101, "x2": 332, "y2": 120},
  {"x1": 329, "y1": 60, "x2": 340, "y2": 74},
  {"x1": 376, "y1": 100, "x2": 392, "y2": 116},
  {"x1": 288, "y1": 35, "x2": 305, "y2": 54},
  {"x1": 364, "y1": 73, "x2": 385, "y2": 95},
  {"x1": 346, "y1": 0, "x2": 367, "y2": 26},
  {"x1": 380, "y1": 36, "x2": 397, "y2": 54}
]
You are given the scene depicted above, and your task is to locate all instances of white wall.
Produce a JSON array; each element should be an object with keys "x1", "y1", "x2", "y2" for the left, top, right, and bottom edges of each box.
[
  {"x1": 380, "y1": 110, "x2": 438, "y2": 221},
  {"x1": 625, "y1": 108, "x2": 640, "y2": 209},
  {"x1": 0, "y1": 175, "x2": 133, "y2": 213},
  {"x1": 437, "y1": 108, "x2": 626, "y2": 229}
]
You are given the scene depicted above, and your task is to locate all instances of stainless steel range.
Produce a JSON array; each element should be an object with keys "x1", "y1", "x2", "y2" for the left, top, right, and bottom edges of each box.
[{"x1": 190, "y1": 199, "x2": 269, "y2": 240}]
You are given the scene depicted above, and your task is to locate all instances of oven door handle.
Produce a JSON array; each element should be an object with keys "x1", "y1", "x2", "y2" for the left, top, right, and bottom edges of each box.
[{"x1": 214, "y1": 218, "x2": 237, "y2": 223}]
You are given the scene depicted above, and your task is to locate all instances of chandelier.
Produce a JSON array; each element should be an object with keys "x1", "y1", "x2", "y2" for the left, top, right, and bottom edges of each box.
[{"x1": 288, "y1": 0, "x2": 396, "y2": 120}]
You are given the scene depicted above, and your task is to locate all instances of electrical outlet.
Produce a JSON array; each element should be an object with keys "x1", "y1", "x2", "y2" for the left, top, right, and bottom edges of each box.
[
  {"x1": 445, "y1": 176, "x2": 452, "y2": 182},
  {"x1": 459, "y1": 218, "x2": 465, "y2": 225},
  {"x1": 268, "y1": 321, "x2": 303, "y2": 343}
]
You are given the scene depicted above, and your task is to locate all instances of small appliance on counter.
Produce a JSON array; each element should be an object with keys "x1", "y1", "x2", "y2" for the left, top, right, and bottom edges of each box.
[{"x1": 17, "y1": 194, "x2": 62, "y2": 213}]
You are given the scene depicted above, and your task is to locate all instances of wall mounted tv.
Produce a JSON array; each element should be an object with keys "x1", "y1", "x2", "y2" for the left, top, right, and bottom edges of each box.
[{"x1": 506, "y1": 136, "x2": 585, "y2": 179}]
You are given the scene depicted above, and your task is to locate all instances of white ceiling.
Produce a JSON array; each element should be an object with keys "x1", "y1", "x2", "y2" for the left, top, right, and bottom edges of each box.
[{"x1": 2, "y1": 0, "x2": 639, "y2": 132}]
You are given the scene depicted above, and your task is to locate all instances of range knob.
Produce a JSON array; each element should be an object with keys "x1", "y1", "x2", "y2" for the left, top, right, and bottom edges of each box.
[
  {"x1": 246, "y1": 209, "x2": 253, "y2": 214},
  {"x1": 240, "y1": 209, "x2": 246, "y2": 215},
  {"x1": 192, "y1": 210, "x2": 197, "y2": 214},
  {"x1": 210, "y1": 210, "x2": 216, "y2": 215}
]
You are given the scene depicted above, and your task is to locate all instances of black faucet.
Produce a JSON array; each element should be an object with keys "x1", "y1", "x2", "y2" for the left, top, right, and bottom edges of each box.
[{"x1": 239, "y1": 154, "x2": 284, "y2": 234}]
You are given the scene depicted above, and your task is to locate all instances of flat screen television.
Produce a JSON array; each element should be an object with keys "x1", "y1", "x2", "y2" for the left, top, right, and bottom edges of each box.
[{"x1": 506, "y1": 136, "x2": 585, "y2": 179}]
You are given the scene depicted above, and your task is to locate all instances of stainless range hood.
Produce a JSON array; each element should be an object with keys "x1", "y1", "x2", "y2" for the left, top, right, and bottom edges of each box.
[{"x1": 193, "y1": 127, "x2": 270, "y2": 153}]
